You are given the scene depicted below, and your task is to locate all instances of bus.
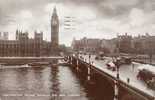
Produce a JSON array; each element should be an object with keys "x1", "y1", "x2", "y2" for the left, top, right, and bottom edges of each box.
[{"x1": 137, "y1": 65, "x2": 155, "y2": 90}]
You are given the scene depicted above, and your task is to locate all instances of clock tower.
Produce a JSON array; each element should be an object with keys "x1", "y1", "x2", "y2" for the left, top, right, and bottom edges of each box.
[{"x1": 51, "y1": 7, "x2": 59, "y2": 50}]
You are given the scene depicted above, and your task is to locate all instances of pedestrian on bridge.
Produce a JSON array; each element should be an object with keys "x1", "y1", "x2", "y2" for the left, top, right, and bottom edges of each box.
[
  {"x1": 127, "y1": 78, "x2": 130, "y2": 84},
  {"x1": 89, "y1": 54, "x2": 91, "y2": 63}
]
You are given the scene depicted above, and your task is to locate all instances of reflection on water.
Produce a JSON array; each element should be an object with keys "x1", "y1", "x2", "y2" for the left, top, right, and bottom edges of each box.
[
  {"x1": 0, "y1": 65, "x2": 88, "y2": 100},
  {"x1": 0, "y1": 64, "x2": 113, "y2": 100},
  {"x1": 50, "y1": 66, "x2": 60, "y2": 100}
]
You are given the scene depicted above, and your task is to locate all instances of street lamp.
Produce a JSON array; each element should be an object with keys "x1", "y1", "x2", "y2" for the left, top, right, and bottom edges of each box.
[
  {"x1": 114, "y1": 35, "x2": 120, "y2": 100},
  {"x1": 89, "y1": 53, "x2": 91, "y2": 64},
  {"x1": 116, "y1": 58, "x2": 120, "y2": 79},
  {"x1": 114, "y1": 58, "x2": 120, "y2": 100}
]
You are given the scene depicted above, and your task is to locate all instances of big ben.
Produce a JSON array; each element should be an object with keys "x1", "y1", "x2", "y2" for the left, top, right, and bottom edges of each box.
[{"x1": 51, "y1": 7, "x2": 59, "y2": 50}]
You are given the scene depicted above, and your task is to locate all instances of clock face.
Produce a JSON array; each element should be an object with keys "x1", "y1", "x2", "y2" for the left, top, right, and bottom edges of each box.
[{"x1": 52, "y1": 20, "x2": 58, "y2": 25}]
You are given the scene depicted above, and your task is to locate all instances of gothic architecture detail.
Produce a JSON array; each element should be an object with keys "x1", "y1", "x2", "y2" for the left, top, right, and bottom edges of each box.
[
  {"x1": 0, "y1": 7, "x2": 60, "y2": 57},
  {"x1": 51, "y1": 7, "x2": 59, "y2": 49}
]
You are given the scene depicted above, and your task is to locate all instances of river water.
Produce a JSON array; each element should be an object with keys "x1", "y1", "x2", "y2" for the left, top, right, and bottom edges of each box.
[{"x1": 0, "y1": 64, "x2": 113, "y2": 100}]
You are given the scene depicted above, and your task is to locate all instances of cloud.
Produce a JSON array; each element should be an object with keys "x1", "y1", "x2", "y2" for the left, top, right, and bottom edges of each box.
[{"x1": 0, "y1": 0, "x2": 155, "y2": 46}]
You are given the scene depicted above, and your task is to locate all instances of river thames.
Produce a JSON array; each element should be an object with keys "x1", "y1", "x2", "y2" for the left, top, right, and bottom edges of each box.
[{"x1": 0, "y1": 64, "x2": 113, "y2": 100}]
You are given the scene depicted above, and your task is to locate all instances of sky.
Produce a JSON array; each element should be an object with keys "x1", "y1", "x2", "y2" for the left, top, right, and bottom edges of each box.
[{"x1": 0, "y1": 0, "x2": 155, "y2": 46}]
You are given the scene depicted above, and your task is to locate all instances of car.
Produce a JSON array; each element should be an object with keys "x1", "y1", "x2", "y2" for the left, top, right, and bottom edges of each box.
[
  {"x1": 121, "y1": 57, "x2": 132, "y2": 64},
  {"x1": 106, "y1": 61, "x2": 116, "y2": 71}
]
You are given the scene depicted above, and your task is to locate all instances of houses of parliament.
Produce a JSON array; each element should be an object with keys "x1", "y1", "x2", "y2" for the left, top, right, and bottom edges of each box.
[{"x1": 0, "y1": 7, "x2": 59, "y2": 57}]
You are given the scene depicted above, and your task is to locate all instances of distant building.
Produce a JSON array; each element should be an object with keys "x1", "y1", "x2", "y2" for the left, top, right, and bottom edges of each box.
[
  {"x1": 117, "y1": 33, "x2": 133, "y2": 53},
  {"x1": 100, "y1": 39, "x2": 117, "y2": 53},
  {"x1": 72, "y1": 37, "x2": 113, "y2": 53},
  {"x1": 132, "y1": 34, "x2": 155, "y2": 54},
  {"x1": 72, "y1": 37, "x2": 102, "y2": 53},
  {"x1": 72, "y1": 37, "x2": 118, "y2": 54},
  {"x1": 116, "y1": 33, "x2": 155, "y2": 54},
  {"x1": 3, "y1": 32, "x2": 9, "y2": 40},
  {"x1": 0, "y1": 32, "x2": 8, "y2": 40},
  {"x1": 72, "y1": 33, "x2": 155, "y2": 55}
]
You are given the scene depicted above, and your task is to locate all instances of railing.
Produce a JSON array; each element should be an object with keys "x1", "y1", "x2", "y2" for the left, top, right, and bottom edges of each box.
[{"x1": 70, "y1": 56, "x2": 155, "y2": 100}]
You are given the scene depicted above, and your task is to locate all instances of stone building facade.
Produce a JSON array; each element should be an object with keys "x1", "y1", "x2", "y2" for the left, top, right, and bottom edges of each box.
[
  {"x1": 0, "y1": 30, "x2": 51, "y2": 57},
  {"x1": 72, "y1": 37, "x2": 102, "y2": 53},
  {"x1": 116, "y1": 33, "x2": 155, "y2": 54},
  {"x1": 72, "y1": 33, "x2": 155, "y2": 55}
]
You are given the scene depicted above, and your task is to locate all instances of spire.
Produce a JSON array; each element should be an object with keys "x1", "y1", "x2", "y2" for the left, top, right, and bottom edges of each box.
[
  {"x1": 52, "y1": 6, "x2": 57, "y2": 17},
  {"x1": 51, "y1": 6, "x2": 59, "y2": 25},
  {"x1": 53, "y1": 6, "x2": 57, "y2": 13}
]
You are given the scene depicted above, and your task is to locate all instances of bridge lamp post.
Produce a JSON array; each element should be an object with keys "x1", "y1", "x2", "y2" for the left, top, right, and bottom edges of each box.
[
  {"x1": 71, "y1": 56, "x2": 73, "y2": 65},
  {"x1": 87, "y1": 65, "x2": 91, "y2": 81},
  {"x1": 89, "y1": 54, "x2": 91, "y2": 64},
  {"x1": 76, "y1": 52, "x2": 79, "y2": 71},
  {"x1": 114, "y1": 59, "x2": 120, "y2": 100},
  {"x1": 116, "y1": 59, "x2": 120, "y2": 79},
  {"x1": 76, "y1": 59, "x2": 79, "y2": 71},
  {"x1": 87, "y1": 54, "x2": 91, "y2": 81},
  {"x1": 113, "y1": 34, "x2": 121, "y2": 100}
]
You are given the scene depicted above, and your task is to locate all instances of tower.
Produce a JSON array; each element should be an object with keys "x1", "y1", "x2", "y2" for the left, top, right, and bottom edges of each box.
[{"x1": 51, "y1": 7, "x2": 59, "y2": 50}]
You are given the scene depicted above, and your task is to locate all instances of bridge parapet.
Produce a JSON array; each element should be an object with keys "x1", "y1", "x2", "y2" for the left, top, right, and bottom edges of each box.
[{"x1": 67, "y1": 55, "x2": 155, "y2": 100}]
